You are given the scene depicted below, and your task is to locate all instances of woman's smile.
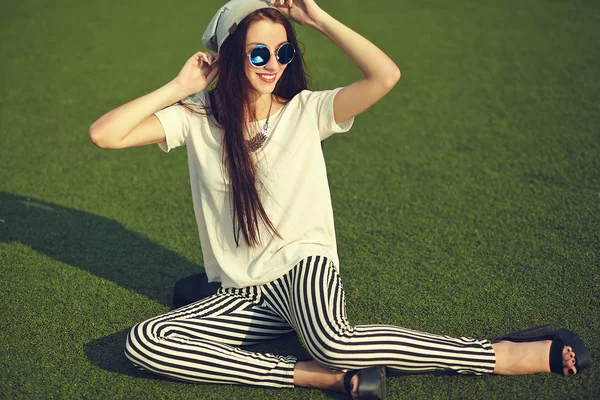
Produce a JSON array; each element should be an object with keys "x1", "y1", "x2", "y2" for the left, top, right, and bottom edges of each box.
[{"x1": 257, "y1": 72, "x2": 277, "y2": 83}]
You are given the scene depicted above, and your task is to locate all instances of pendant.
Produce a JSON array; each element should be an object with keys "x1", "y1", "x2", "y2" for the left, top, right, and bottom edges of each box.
[
  {"x1": 246, "y1": 122, "x2": 269, "y2": 152},
  {"x1": 245, "y1": 95, "x2": 273, "y2": 152}
]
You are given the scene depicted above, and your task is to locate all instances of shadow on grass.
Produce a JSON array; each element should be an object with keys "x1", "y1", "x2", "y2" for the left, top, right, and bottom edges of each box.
[
  {"x1": 0, "y1": 191, "x2": 203, "y2": 306},
  {"x1": 83, "y1": 329, "x2": 165, "y2": 380},
  {"x1": 1, "y1": 192, "x2": 310, "y2": 377}
]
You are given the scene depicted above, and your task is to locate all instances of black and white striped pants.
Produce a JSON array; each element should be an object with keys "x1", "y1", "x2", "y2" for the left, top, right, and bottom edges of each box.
[{"x1": 125, "y1": 255, "x2": 496, "y2": 387}]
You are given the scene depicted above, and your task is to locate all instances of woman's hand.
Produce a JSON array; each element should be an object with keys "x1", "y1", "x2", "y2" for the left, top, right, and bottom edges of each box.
[
  {"x1": 270, "y1": 0, "x2": 325, "y2": 29},
  {"x1": 173, "y1": 52, "x2": 219, "y2": 96}
]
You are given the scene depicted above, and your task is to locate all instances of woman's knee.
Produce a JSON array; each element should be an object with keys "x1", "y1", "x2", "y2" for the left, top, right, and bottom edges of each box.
[{"x1": 124, "y1": 321, "x2": 163, "y2": 370}]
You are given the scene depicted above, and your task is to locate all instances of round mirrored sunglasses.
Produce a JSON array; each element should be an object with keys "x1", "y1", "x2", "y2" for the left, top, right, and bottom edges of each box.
[{"x1": 248, "y1": 43, "x2": 295, "y2": 68}]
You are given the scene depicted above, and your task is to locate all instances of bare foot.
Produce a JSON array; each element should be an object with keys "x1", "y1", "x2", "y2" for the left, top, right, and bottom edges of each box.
[{"x1": 492, "y1": 340, "x2": 578, "y2": 376}]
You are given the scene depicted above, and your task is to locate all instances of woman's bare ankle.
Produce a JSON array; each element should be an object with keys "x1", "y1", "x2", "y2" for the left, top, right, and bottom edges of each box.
[
  {"x1": 293, "y1": 360, "x2": 346, "y2": 392},
  {"x1": 492, "y1": 340, "x2": 553, "y2": 375}
]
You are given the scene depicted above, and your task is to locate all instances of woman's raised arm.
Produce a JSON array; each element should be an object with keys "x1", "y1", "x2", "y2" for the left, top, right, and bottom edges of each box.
[
  {"x1": 274, "y1": 0, "x2": 400, "y2": 124},
  {"x1": 89, "y1": 52, "x2": 218, "y2": 149}
]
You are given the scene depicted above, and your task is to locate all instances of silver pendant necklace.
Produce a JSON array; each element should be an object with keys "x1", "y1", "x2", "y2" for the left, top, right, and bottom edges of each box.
[{"x1": 246, "y1": 95, "x2": 273, "y2": 152}]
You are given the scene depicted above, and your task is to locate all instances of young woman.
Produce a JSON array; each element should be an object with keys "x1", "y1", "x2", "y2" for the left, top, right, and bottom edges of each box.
[{"x1": 89, "y1": 0, "x2": 590, "y2": 398}]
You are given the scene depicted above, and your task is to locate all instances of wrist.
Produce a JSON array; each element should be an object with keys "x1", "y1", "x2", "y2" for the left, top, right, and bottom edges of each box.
[
  {"x1": 309, "y1": 9, "x2": 334, "y2": 33},
  {"x1": 168, "y1": 78, "x2": 195, "y2": 99}
]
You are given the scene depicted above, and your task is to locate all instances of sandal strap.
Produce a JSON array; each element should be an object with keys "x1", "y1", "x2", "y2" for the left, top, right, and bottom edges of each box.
[
  {"x1": 549, "y1": 335, "x2": 566, "y2": 374},
  {"x1": 491, "y1": 325, "x2": 553, "y2": 343},
  {"x1": 344, "y1": 370, "x2": 359, "y2": 396}
]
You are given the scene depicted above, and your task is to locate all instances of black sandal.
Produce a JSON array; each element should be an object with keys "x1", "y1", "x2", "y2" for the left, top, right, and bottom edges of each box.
[
  {"x1": 492, "y1": 325, "x2": 591, "y2": 375},
  {"x1": 343, "y1": 366, "x2": 386, "y2": 400}
]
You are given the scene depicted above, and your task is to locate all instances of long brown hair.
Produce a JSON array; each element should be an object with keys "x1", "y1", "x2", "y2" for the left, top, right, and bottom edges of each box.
[{"x1": 204, "y1": 9, "x2": 309, "y2": 247}]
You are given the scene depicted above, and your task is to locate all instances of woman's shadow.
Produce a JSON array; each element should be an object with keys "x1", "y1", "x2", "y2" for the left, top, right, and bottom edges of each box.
[{"x1": 0, "y1": 192, "x2": 307, "y2": 378}]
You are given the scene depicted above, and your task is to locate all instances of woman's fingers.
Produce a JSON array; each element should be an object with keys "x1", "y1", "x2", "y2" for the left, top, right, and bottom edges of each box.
[
  {"x1": 191, "y1": 51, "x2": 217, "y2": 69},
  {"x1": 199, "y1": 57, "x2": 217, "y2": 79},
  {"x1": 203, "y1": 52, "x2": 217, "y2": 65},
  {"x1": 271, "y1": 0, "x2": 292, "y2": 7},
  {"x1": 197, "y1": 52, "x2": 211, "y2": 66},
  {"x1": 205, "y1": 63, "x2": 219, "y2": 84}
]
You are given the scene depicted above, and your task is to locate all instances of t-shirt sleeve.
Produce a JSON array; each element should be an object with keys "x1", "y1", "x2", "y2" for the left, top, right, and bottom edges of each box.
[
  {"x1": 154, "y1": 93, "x2": 204, "y2": 152},
  {"x1": 301, "y1": 88, "x2": 355, "y2": 141}
]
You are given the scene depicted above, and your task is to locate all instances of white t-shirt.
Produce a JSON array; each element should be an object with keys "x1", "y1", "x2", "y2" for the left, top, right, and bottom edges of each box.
[{"x1": 155, "y1": 88, "x2": 353, "y2": 288}]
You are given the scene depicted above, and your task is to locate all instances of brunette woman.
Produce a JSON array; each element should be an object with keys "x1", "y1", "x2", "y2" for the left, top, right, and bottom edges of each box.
[{"x1": 89, "y1": 1, "x2": 590, "y2": 398}]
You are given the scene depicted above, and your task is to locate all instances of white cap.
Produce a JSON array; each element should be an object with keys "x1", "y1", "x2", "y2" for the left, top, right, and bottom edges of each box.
[{"x1": 202, "y1": 0, "x2": 280, "y2": 53}]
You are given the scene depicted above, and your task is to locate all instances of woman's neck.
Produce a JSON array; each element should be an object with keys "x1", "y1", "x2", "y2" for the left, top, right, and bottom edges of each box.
[
  {"x1": 255, "y1": 93, "x2": 273, "y2": 118},
  {"x1": 248, "y1": 93, "x2": 273, "y2": 122}
]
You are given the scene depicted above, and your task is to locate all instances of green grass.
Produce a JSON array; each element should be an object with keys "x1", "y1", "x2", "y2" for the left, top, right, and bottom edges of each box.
[{"x1": 1, "y1": 0, "x2": 599, "y2": 398}]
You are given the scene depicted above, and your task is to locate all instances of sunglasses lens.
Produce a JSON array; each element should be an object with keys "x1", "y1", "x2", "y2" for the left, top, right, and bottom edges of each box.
[
  {"x1": 277, "y1": 43, "x2": 295, "y2": 65},
  {"x1": 249, "y1": 46, "x2": 270, "y2": 67}
]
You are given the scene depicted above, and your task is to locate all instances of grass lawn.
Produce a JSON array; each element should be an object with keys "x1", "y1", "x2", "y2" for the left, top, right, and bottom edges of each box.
[{"x1": 1, "y1": 0, "x2": 599, "y2": 398}]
